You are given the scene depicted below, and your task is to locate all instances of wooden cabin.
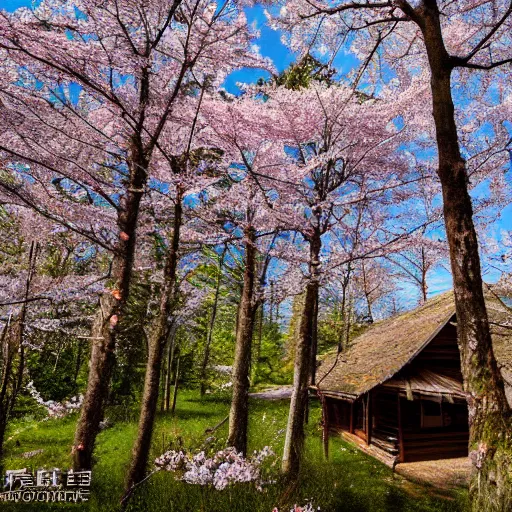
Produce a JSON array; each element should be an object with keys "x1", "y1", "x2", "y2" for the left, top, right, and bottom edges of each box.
[{"x1": 313, "y1": 290, "x2": 512, "y2": 465}]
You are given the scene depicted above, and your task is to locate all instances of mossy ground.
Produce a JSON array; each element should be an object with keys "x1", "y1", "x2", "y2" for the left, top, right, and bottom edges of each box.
[{"x1": 2, "y1": 392, "x2": 469, "y2": 511}]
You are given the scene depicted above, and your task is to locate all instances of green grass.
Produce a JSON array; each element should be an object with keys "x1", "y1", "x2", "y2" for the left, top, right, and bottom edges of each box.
[{"x1": 2, "y1": 392, "x2": 469, "y2": 512}]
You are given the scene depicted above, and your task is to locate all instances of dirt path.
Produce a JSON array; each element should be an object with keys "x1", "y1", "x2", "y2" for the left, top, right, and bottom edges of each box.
[
  {"x1": 395, "y1": 457, "x2": 471, "y2": 491},
  {"x1": 249, "y1": 386, "x2": 293, "y2": 400}
]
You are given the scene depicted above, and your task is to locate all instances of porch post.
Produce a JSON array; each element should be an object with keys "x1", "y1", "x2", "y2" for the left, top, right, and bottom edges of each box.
[
  {"x1": 349, "y1": 401, "x2": 354, "y2": 434},
  {"x1": 366, "y1": 391, "x2": 372, "y2": 446}
]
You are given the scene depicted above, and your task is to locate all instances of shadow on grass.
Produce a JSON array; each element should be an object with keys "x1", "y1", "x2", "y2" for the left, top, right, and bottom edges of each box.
[
  {"x1": 157, "y1": 409, "x2": 221, "y2": 422},
  {"x1": 186, "y1": 395, "x2": 232, "y2": 406}
]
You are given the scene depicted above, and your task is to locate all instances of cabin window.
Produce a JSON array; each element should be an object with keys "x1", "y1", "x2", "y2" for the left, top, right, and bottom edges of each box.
[{"x1": 421, "y1": 400, "x2": 443, "y2": 428}]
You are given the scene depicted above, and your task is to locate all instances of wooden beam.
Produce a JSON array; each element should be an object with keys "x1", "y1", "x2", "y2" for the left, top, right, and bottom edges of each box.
[
  {"x1": 397, "y1": 393, "x2": 404, "y2": 463},
  {"x1": 349, "y1": 401, "x2": 354, "y2": 434}
]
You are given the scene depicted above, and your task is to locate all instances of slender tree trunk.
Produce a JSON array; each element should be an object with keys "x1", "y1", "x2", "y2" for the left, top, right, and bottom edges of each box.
[
  {"x1": 308, "y1": 234, "x2": 321, "y2": 386},
  {"x1": 163, "y1": 334, "x2": 176, "y2": 412},
  {"x1": 253, "y1": 299, "x2": 264, "y2": 384},
  {"x1": 0, "y1": 320, "x2": 12, "y2": 465},
  {"x1": 53, "y1": 337, "x2": 64, "y2": 372},
  {"x1": 171, "y1": 353, "x2": 180, "y2": 415},
  {"x1": 160, "y1": 343, "x2": 167, "y2": 413},
  {"x1": 309, "y1": 289, "x2": 319, "y2": 387},
  {"x1": 338, "y1": 280, "x2": 348, "y2": 350},
  {"x1": 73, "y1": 152, "x2": 146, "y2": 471},
  {"x1": 361, "y1": 261, "x2": 373, "y2": 323},
  {"x1": 420, "y1": 246, "x2": 428, "y2": 303},
  {"x1": 124, "y1": 193, "x2": 182, "y2": 496},
  {"x1": 305, "y1": 288, "x2": 319, "y2": 425},
  {"x1": 227, "y1": 226, "x2": 257, "y2": 456},
  {"x1": 339, "y1": 265, "x2": 352, "y2": 352},
  {"x1": 415, "y1": 2, "x2": 512, "y2": 509},
  {"x1": 74, "y1": 338, "x2": 83, "y2": 388},
  {"x1": 200, "y1": 247, "x2": 225, "y2": 396},
  {"x1": 282, "y1": 235, "x2": 321, "y2": 475}
]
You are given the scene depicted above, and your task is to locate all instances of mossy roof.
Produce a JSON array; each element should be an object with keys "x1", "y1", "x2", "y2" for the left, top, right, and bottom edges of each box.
[{"x1": 316, "y1": 289, "x2": 512, "y2": 398}]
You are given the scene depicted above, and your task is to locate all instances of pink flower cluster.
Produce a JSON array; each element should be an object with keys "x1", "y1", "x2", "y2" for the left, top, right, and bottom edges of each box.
[
  {"x1": 26, "y1": 381, "x2": 83, "y2": 418},
  {"x1": 155, "y1": 446, "x2": 274, "y2": 491}
]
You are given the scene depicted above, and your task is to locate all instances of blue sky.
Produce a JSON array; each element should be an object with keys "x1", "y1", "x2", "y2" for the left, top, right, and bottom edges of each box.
[
  {"x1": 2, "y1": 0, "x2": 511, "y2": 308},
  {"x1": 2, "y1": 0, "x2": 32, "y2": 9}
]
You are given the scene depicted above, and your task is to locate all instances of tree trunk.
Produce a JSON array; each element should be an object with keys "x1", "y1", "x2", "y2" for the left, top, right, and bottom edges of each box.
[
  {"x1": 171, "y1": 353, "x2": 180, "y2": 415},
  {"x1": 361, "y1": 261, "x2": 373, "y2": 323},
  {"x1": 282, "y1": 235, "x2": 321, "y2": 475},
  {"x1": 309, "y1": 287, "x2": 319, "y2": 386},
  {"x1": 282, "y1": 280, "x2": 318, "y2": 475},
  {"x1": 200, "y1": 247, "x2": 225, "y2": 396},
  {"x1": 339, "y1": 265, "x2": 352, "y2": 352},
  {"x1": 253, "y1": 299, "x2": 264, "y2": 384},
  {"x1": 417, "y1": 2, "x2": 512, "y2": 509},
  {"x1": 124, "y1": 193, "x2": 182, "y2": 496},
  {"x1": 227, "y1": 226, "x2": 257, "y2": 456},
  {"x1": 420, "y1": 247, "x2": 428, "y2": 303},
  {"x1": 73, "y1": 154, "x2": 146, "y2": 471},
  {"x1": 0, "y1": 320, "x2": 13, "y2": 465},
  {"x1": 163, "y1": 334, "x2": 175, "y2": 412}
]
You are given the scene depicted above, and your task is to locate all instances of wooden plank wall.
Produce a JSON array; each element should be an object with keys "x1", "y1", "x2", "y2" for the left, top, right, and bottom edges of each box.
[
  {"x1": 371, "y1": 390, "x2": 400, "y2": 457},
  {"x1": 400, "y1": 398, "x2": 469, "y2": 462},
  {"x1": 325, "y1": 398, "x2": 351, "y2": 431},
  {"x1": 412, "y1": 320, "x2": 462, "y2": 378}
]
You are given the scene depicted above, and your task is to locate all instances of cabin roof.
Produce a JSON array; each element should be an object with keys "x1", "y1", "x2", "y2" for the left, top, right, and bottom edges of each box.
[{"x1": 315, "y1": 289, "x2": 512, "y2": 399}]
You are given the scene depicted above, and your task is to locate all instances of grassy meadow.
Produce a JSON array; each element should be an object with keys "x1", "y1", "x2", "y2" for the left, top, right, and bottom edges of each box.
[{"x1": 1, "y1": 392, "x2": 469, "y2": 512}]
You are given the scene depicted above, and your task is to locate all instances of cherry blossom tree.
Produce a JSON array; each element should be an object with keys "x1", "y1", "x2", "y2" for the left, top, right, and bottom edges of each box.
[
  {"x1": 200, "y1": 93, "x2": 294, "y2": 455},
  {"x1": 253, "y1": 82, "x2": 421, "y2": 474},
  {"x1": 0, "y1": 241, "x2": 37, "y2": 467},
  {"x1": 383, "y1": 168, "x2": 447, "y2": 303}
]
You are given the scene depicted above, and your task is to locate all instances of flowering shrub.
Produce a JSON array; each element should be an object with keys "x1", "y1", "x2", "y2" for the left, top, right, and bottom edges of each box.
[
  {"x1": 26, "y1": 381, "x2": 83, "y2": 418},
  {"x1": 155, "y1": 446, "x2": 274, "y2": 491}
]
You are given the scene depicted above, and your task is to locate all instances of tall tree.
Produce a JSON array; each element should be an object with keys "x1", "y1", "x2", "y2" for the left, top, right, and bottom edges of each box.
[
  {"x1": 263, "y1": 83, "x2": 414, "y2": 474},
  {"x1": 203, "y1": 97, "x2": 286, "y2": 454}
]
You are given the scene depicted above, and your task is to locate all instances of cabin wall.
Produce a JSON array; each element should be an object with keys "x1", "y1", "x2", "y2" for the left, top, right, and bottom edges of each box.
[
  {"x1": 411, "y1": 320, "x2": 462, "y2": 378},
  {"x1": 397, "y1": 319, "x2": 469, "y2": 462},
  {"x1": 325, "y1": 397, "x2": 351, "y2": 431},
  {"x1": 323, "y1": 391, "x2": 469, "y2": 463},
  {"x1": 371, "y1": 389, "x2": 399, "y2": 456},
  {"x1": 400, "y1": 397, "x2": 469, "y2": 462}
]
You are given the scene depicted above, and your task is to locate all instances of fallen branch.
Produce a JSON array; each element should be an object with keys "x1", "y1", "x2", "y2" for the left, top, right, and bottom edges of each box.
[
  {"x1": 205, "y1": 415, "x2": 228, "y2": 434},
  {"x1": 120, "y1": 469, "x2": 159, "y2": 509}
]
